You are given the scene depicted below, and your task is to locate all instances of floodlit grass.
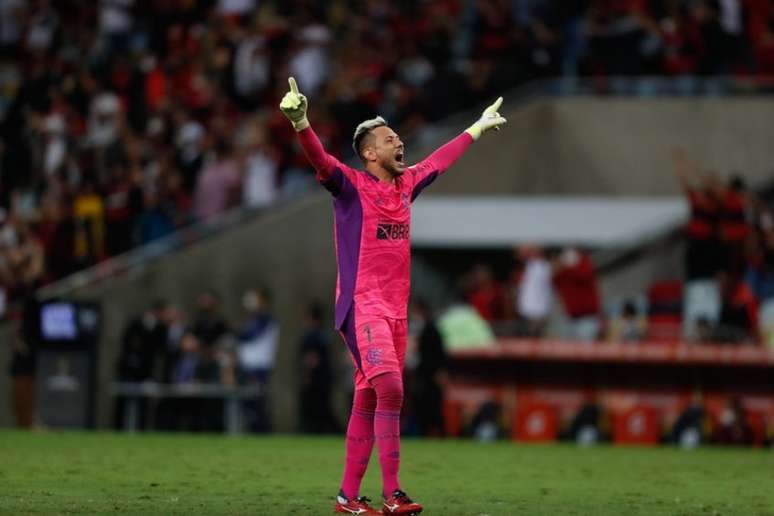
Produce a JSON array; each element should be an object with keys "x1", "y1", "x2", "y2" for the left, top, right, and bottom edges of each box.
[{"x1": 0, "y1": 430, "x2": 773, "y2": 515}]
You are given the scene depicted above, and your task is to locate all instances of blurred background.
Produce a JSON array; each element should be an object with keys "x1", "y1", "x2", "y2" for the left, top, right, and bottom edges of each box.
[{"x1": 1, "y1": 0, "x2": 774, "y2": 447}]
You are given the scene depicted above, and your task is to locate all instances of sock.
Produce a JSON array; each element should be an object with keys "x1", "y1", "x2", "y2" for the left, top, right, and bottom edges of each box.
[
  {"x1": 372, "y1": 372, "x2": 403, "y2": 497},
  {"x1": 340, "y1": 388, "x2": 376, "y2": 500}
]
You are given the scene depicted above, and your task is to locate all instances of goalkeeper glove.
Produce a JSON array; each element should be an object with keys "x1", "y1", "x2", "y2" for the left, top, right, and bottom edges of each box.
[
  {"x1": 465, "y1": 96, "x2": 507, "y2": 141},
  {"x1": 279, "y1": 77, "x2": 309, "y2": 131}
]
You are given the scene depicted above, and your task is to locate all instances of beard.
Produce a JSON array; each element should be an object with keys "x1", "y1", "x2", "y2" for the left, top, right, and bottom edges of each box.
[{"x1": 380, "y1": 154, "x2": 405, "y2": 176}]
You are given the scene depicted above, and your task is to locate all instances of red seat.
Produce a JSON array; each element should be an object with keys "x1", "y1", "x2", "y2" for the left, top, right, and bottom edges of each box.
[{"x1": 646, "y1": 280, "x2": 683, "y2": 342}]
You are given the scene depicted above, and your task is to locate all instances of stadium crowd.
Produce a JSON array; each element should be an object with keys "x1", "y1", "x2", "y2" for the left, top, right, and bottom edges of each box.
[
  {"x1": 113, "y1": 288, "x2": 284, "y2": 432},
  {"x1": 2, "y1": 0, "x2": 774, "y2": 318},
  {"x1": 110, "y1": 287, "x2": 449, "y2": 435},
  {"x1": 461, "y1": 157, "x2": 774, "y2": 346}
]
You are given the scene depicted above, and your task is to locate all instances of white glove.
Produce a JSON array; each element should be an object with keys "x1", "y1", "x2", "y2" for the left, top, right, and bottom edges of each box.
[
  {"x1": 465, "y1": 96, "x2": 507, "y2": 141},
  {"x1": 279, "y1": 77, "x2": 309, "y2": 131}
]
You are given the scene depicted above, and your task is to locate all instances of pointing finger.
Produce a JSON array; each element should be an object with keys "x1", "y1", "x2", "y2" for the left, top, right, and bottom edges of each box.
[
  {"x1": 288, "y1": 77, "x2": 299, "y2": 94},
  {"x1": 491, "y1": 96, "x2": 503, "y2": 112}
]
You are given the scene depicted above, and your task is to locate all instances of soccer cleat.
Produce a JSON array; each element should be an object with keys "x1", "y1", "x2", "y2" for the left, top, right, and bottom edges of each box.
[
  {"x1": 382, "y1": 489, "x2": 423, "y2": 515},
  {"x1": 334, "y1": 491, "x2": 382, "y2": 515}
]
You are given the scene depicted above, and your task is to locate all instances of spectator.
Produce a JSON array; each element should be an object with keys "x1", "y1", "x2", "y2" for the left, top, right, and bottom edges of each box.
[
  {"x1": 745, "y1": 203, "x2": 774, "y2": 347},
  {"x1": 436, "y1": 303, "x2": 496, "y2": 350},
  {"x1": 192, "y1": 139, "x2": 242, "y2": 221},
  {"x1": 298, "y1": 301, "x2": 337, "y2": 434},
  {"x1": 97, "y1": 0, "x2": 135, "y2": 63},
  {"x1": 233, "y1": 33, "x2": 270, "y2": 108},
  {"x1": 163, "y1": 331, "x2": 223, "y2": 432},
  {"x1": 241, "y1": 120, "x2": 279, "y2": 209},
  {"x1": 750, "y1": 0, "x2": 774, "y2": 74},
  {"x1": 710, "y1": 398, "x2": 754, "y2": 446},
  {"x1": 117, "y1": 299, "x2": 172, "y2": 380},
  {"x1": 137, "y1": 187, "x2": 174, "y2": 244},
  {"x1": 170, "y1": 331, "x2": 203, "y2": 384},
  {"x1": 0, "y1": 218, "x2": 44, "y2": 301},
  {"x1": 552, "y1": 247, "x2": 602, "y2": 342},
  {"x1": 672, "y1": 148, "x2": 723, "y2": 339},
  {"x1": 87, "y1": 87, "x2": 123, "y2": 150},
  {"x1": 718, "y1": 175, "x2": 750, "y2": 275},
  {"x1": 174, "y1": 117, "x2": 206, "y2": 195},
  {"x1": 113, "y1": 299, "x2": 171, "y2": 429},
  {"x1": 24, "y1": 0, "x2": 59, "y2": 55},
  {"x1": 37, "y1": 194, "x2": 76, "y2": 281},
  {"x1": 465, "y1": 263, "x2": 508, "y2": 323},
  {"x1": 0, "y1": 0, "x2": 26, "y2": 57},
  {"x1": 191, "y1": 289, "x2": 230, "y2": 350},
  {"x1": 236, "y1": 287, "x2": 278, "y2": 432},
  {"x1": 586, "y1": 0, "x2": 654, "y2": 76},
  {"x1": 73, "y1": 180, "x2": 106, "y2": 268},
  {"x1": 288, "y1": 23, "x2": 331, "y2": 97},
  {"x1": 514, "y1": 245, "x2": 552, "y2": 337},
  {"x1": 411, "y1": 298, "x2": 448, "y2": 437},
  {"x1": 715, "y1": 270, "x2": 759, "y2": 344},
  {"x1": 607, "y1": 299, "x2": 646, "y2": 343},
  {"x1": 103, "y1": 163, "x2": 142, "y2": 256},
  {"x1": 159, "y1": 305, "x2": 187, "y2": 383}
]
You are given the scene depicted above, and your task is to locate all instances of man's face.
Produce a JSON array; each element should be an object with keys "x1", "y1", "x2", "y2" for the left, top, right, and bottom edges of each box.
[{"x1": 365, "y1": 125, "x2": 405, "y2": 176}]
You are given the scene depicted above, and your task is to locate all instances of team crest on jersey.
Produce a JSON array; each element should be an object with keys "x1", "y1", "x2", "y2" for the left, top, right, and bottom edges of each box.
[{"x1": 365, "y1": 346, "x2": 383, "y2": 365}]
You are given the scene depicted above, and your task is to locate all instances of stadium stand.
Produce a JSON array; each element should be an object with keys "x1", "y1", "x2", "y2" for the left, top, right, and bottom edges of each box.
[
  {"x1": 3, "y1": 0, "x2": 774, "y2": 318},
  {"x1": 2, "y1": 1, "x2": 774, "y2": 440}
]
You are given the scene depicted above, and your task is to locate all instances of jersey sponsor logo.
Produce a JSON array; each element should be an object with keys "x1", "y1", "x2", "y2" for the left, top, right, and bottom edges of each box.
[{"x1": 376, "y1": 221, "x2": 409, "y2": 240}]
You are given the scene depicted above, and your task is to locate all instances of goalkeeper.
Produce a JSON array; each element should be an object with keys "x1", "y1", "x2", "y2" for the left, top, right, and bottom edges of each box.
[{"x1": 280, "y1": 77, "x2": 506, "y2": 515}]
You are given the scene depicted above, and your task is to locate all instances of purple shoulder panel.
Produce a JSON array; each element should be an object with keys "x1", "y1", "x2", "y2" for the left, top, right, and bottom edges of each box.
[
  {"x1": 410, "y1": 170, "x2": 439, "y2": 202},
  {"x1": 332, "y1": 169, "x2": 363, "y2": 329},
  {"x1": 320, "y1": 167, "x2": 345, "y2": 196}
]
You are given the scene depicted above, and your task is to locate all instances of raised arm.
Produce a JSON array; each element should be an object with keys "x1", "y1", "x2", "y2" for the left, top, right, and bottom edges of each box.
[
  {"x1": 672, "y1": 147, "x2": 693, "y2": 192},
  {"x1": 410, "y1": 132, "x2": 474, "y2": 180},
  {"x1": 279, "y1": 77, "x2": 344, "y2": 182},
  {"x1": 410, "y1": 97, "x2": 507, "y2": 199}
]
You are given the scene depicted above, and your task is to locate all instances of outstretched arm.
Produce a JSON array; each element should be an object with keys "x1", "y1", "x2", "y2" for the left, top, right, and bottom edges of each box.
[
  {"x1": 671, "y1": 147, "x2": 698, "y2": 192},
  {"x1": 279, "y1": 77, "x2": 343, "y2": 182},
  {"x1": 410, "y1": 97, "x2": 507, "y2": 199},
  {"x1": 410, "y1": 132, "x2": 474, "y2": 179}
]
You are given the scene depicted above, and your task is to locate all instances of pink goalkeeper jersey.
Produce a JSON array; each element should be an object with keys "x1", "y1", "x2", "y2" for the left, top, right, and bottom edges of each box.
[{"x1": 297, "y1": 127, "x2": 473, "y2": 329}]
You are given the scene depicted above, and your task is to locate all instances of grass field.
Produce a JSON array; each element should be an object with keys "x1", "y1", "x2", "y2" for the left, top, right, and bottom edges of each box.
[{"x1": 1, "y1": 431, "x2": 773, "y2": 515}]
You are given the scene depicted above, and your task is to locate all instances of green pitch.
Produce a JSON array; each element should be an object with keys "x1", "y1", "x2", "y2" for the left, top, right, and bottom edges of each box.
[{"x1": 1, "y1": 431, "x2": 772, "y2": 515}]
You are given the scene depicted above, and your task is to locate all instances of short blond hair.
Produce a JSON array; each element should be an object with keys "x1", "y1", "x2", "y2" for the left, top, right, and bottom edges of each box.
[{"x1": 352, "y1": 116, "x2": 387, "y2": 160}]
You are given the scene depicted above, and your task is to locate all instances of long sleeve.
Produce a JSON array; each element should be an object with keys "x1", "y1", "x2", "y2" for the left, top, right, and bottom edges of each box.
[
  {"x1": 416, "y1": 132, "x2": 474, "y2": 174},
  {"x1": 296, "y1": 126, "x2": 342, "y2": 182},
  {"x1": 408, "y1": 132, "x2": 473, "y2": 201},
  {"x1": 297, "y1": 126, "x2": 356, "y2": 198}
]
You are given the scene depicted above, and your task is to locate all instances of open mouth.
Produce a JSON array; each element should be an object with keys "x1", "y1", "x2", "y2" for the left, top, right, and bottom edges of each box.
[{"x1": 395, "y1": 150, "x2": 404, "y2": 165}]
